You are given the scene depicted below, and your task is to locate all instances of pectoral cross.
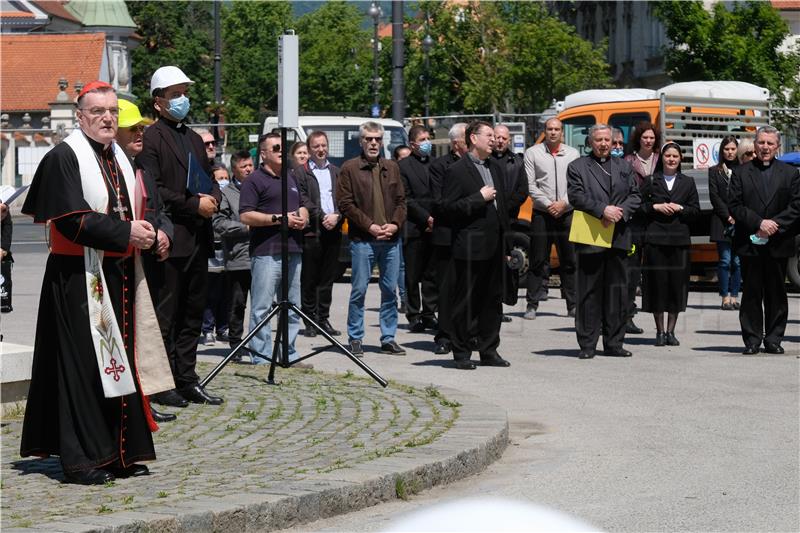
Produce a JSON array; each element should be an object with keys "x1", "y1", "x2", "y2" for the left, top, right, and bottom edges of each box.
[{"x1": 113, "y1": 203, "x2": 128, "y2": 219}]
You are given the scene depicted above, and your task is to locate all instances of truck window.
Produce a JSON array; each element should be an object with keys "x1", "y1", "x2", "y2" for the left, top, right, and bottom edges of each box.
[
  {"x1": 303, "y1": 125, "x2": 408, "y2": 167},
  {"x1": 608, "y1": 113, "x2": 652, "y2": 144},
  {"x1": 562, "y1": 116, "x2": 595, "y2": 155}
]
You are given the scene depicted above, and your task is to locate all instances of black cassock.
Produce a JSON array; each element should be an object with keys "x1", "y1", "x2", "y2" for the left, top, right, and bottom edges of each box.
[{"x1": 20, "y1": 139, "x2": 156, "y2": 474}]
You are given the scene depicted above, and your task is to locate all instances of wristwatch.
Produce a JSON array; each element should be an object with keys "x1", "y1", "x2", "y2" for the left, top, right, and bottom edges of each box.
[{"x1": 271, "y1": 214, "x2": 281, "y2": 224}]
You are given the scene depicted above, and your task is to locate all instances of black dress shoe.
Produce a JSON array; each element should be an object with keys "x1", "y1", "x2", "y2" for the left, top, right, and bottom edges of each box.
[
  {"x1": 151, "y1": 406, "x2": 176, "y2": 423},
  {"x1": 107, "y1": 463, "x2": 149, "y2": 478},
  {"x1": 665, "y1": 332, "x2": 680, "y2": 346},
  {"x1": 578, "y1": 348, "x2": 595, "y2": 359},
  {"x1": 454, "y1": 360, "x2": 477, "y2": 370},
  {"x1": 655, "y1": 332, "x2": 666, "y2": 347},
  {"x1": 304, "y1": 327, "x2": 317, "y2": 338},
  {"x1": 151, "y1": 389, "x2": 189, "y2": 408},
  {"x1": 320, "y1": 319, "x2": 341, "y2": 336},
  {"x1": 604, "y1": 348, "x2": 632, "y2": 357},
  {"x1": 434, "y1": 340, "x2": 451, "y2": 355},
  {"x1": 64, "y1": 468, "x2": 114, "y2": 485},
  {"x1": 501, "y1": 314, "x2": 512, "y2": 323},
  {"x1": 742, "y1": 345, "x2": 760, "y2": 355},
  {"x1": 179, "y1": 384, "x2": 224, "y2": 405},
  {"x1": 409, "y1": 320, "x2": 426, "y2": 333},
  {"x1": 626, "y1": 320, "x2": 644, "y2": 334},
  {"x1": 764, "y1": 343, "x2": 784, "y2": 354},
  {"x1": 567, "y1": 308, "x2": 576, "y2": 318},
  {"x1": 480, "y1": 356, "x2": 511, "y2": 367},
  {"x1": 421, "y1": 317, "x2": 439, "y2": 330}
]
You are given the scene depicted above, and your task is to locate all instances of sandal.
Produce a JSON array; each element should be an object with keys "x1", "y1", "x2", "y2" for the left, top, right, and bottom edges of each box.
[{"x1": 721, "y1": 296, "x2": 733, "y2": 310}]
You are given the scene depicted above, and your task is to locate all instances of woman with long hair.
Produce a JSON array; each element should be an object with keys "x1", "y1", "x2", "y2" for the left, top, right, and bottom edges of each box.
[
  {"x1": 708, "y1": 136, "x2": 741, "y2": 310},
  {"x1": 639, "y1": 142, "x2": 700, "y2": 346},
  {"x1": 625, "y1": 122, "x2": 662, "y2": 184}
]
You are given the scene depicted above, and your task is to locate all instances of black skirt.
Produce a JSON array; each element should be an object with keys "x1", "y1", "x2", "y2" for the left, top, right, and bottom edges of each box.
[{"x1": 641, "y1": 244, "x2": 690, "y2": 313}]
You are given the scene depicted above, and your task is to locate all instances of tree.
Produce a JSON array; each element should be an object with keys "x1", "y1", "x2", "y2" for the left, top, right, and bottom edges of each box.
[
  {"x1": 127, "y1": 1, "x2": 214, "y2": 121},
  {"x1": 653, "y1": 0, "x2": 800, "y2": 108}
]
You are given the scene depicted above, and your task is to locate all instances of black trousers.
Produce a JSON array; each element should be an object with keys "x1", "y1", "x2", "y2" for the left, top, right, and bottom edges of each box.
[
  {"x1": 202, "y1": 271, "x2": 229, "y2": 334},
  {"x1": 433, "y1": 245, "x2": 453, "y2": 343},
  {"x1": 403, "y1": 235, "x2": 437, "y2": 322},
  {"x1": 226, "y1": 269, "x2": 251, "y2": 346},
  {"x1": 740, "y1": 255, "x2": 789, "y2": 347},
  {"x1": 301, "y1": 231, "x2": 344, "y2": 323},
  {"x1": 527, "y1": 211, "x2": 576, "y2": 311},
  {"x1": 450, "y1": 248, "x2": 504, "y2": 360},
  {"x1": 151, "y1": 251, "x2": 207, "y2": 389},
  {"x1": 575, "y1": 249, "x2": 629, "y2": 351}
]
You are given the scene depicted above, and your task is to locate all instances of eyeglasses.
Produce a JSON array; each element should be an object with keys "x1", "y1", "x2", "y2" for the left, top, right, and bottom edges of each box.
[
  {"x1": 362, "y1": 136, "x2": 383, "y2": 143},
  {"x1": 204, "y1": 141, "x2": 216, "y2": 147},
  {"x1": 81, "y1": 107, "x2": 120, "y2": 117},
  {"x1": 127, "y1": 125, "x2": 146, "y2": 134}
]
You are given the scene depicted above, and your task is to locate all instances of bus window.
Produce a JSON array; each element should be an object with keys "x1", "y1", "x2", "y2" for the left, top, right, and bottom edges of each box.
[
  {"x1": 609, "y1": 113, "x2": 652, "y2": 144},
  {"x1": 562, "y1": 116, "x2": 595, "y2": 155}
]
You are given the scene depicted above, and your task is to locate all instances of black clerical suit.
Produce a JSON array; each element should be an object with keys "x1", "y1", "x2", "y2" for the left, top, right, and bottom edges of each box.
[
  {"x1": 138, "y1": 118, "x2": 220, "y2": 390},
  {"x1": 728, "y1": 158, "x2": 800, "y2": 349},
  {"x1": 429, "y1": 151, "x2": 460, "y2": 346},
  {"x1": 567, "y1": 155, "x2": 642, "y2": 353},
  {"x1": 443, "y1": 154, "x2": 510, "y2": 361},
  {"x1": 399, "y1": 152, "x2": 437, "y2": 325}
]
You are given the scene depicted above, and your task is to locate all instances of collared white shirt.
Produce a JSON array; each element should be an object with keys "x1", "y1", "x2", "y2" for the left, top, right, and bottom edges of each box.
[{"x1": 310, "y1": 159, "x2": 334, "y2": 214}]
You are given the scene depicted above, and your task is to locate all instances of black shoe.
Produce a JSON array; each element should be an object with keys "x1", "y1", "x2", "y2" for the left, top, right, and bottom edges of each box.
[
  {"x1": 409, "y1": 320, "x2": 426, "y2": 333},
  {"x1": 381, "y1": 340, "x2": 406, "y2": 355},
  {"x1": 567, "y1": 308, "x2": 576, "y2": 318},
  {"x1": 421, "y1": 317, "x2": 439, "y2": 330},
  {"x1": 480, "y1": 355, "x2": 511, "y2": 367},
  {"x1": 434, "y1": 340, "x2": 451, "y2": 355},
  {"x1": 107, "y1": 464, "x2": 149, "y2": 478},
  {"x1": 216, "y1": 329, "x2": 229, "y2": 342},
  {"x1": 64, "y1": 468, "x2": 114, "y2": 485},
  {"x1": 655, "y1": 332, "x2": 666, "y2": 347},
  {"x1": 179, "y1": 384, "x2": 224, "y2": 405},
  {"x1": 151, "y1": 389, "x2": 189, "y2": 408},
  {"x1": 320, "y1": 319, "x2": 341, "y2": 336},
  {"x1": 764, "y1": 343, "x2": 784, "y2": 354},
  {"x1": 501, "y1": 314, "x2": 512, "y2": 323},
  {"x1": 454, "y1": 360, "x2": 477, "y2": 370},
  {"x1": 604, "y1": 348, "x2": 632, "y2": 357},
  {"x1": 398, "y1": 302, "x2": 408, "y2": 314},
  {"x1": 742, "y1": 345, "x2": 760, "y2": 355},
  {"x1": 578, "y1": 348, "x2": 595, "y2": 359},
  {"x1": 626, "y1": 320, "x2": 644, "y2": 334},
  {"x1": 151, "y1": 406, "x2": 176, "y2": 423},
  {"x1": 665, "y1": 332, "x2": 680, "y2": 346},
  {"x1": 304, "y1": 327, "x2": 318, "y2": 338},
  {"x1": 349, "y1": 339, "x2": 364, "y2": 356}
]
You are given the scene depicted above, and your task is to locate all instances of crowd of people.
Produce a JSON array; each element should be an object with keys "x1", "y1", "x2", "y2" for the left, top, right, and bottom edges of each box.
[{"x1": 14, "y1": 64, "x2": 800, "y2": 484}]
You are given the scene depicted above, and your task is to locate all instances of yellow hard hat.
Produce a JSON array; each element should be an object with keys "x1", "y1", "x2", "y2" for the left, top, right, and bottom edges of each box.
[{"x1": 118, "y1": 99, "x2": 153, "y2": 129}]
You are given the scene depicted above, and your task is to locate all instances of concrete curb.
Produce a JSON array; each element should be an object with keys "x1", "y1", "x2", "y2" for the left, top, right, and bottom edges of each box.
[{"x1": 18, "y1": 382, "x2": 508, "y2": 533}]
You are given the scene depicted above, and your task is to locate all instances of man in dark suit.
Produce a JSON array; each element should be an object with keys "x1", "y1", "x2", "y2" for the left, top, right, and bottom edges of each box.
[
  {"x1": 428, "y1": 123, "x2": 468, "y2": 355},
  {"x1": 443, "y1": 120, "x2": 511, "y2": 370},
  {"x1": 567, "y1": 124, "x2": 642, "y2": 359},
  {"x1": 296, "y1": 130, "x2": 344, "y2": 338},
  {"x1": 399, "y1": 125, "x2": 438, "y2": 334},
  {"x1": 728, "y1": 126, "x2": 800, "y2": 355},
  {"x1": 138, "y1": 65, "x2": 224, "y2": 406}
]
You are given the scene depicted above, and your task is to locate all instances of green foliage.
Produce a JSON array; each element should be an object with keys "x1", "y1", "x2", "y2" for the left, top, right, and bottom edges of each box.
[{"x1": 654, "y1": 1, "x2": 800, "y2": 107}]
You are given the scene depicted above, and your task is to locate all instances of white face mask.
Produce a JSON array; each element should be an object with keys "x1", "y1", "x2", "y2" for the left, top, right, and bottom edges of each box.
[{"x1": 216, "y1": 179, "x2": 229, "y2": 189}]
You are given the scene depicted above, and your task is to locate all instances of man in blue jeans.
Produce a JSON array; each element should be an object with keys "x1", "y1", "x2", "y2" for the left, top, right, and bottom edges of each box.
[
  {"x1": 239, "y1": 133, "x2": 311, "y2": 367},
  {"x1": 337, "y1": 122, "x2": 407, "y2": 356}
]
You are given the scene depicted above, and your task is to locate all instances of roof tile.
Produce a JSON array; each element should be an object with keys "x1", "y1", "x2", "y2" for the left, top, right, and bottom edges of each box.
[{"x1": 0, "y1": 33, "x2": 105, "y2": 112}]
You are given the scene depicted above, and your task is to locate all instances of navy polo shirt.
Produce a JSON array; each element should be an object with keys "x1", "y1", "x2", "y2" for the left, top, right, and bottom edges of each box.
[{"x1": 239, "y1": 166, "x2": 302, "y2": 256}]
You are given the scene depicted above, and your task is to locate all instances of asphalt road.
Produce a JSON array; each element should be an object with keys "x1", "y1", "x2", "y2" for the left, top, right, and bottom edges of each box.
[{"x1": 3, "y1": 218, "x2": 799, "y2": 532}]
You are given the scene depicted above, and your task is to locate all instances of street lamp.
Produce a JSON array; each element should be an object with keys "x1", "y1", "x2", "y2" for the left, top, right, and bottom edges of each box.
[
  {"x1": 368, "y1": 2, "x2": 382, "y2": 117},
  {"x1": 422, "y1": 33, "x2": 434, "y2": 118}
]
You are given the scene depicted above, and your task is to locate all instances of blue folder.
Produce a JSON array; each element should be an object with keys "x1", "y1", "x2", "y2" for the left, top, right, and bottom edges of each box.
[{"x1": 186, "y1": 152, "x2": 212, "y2": 195}]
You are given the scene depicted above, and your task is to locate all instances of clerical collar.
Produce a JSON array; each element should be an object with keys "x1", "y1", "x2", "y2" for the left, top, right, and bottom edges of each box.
[
  {"x1": 467, "y1": 152, "x2": 488, "y2": 165},
  {"x1": 590, "y1": 153, "x2": 610, "y2": 164},
  {"x1": 413, "y1": 152, "x2": 429, "y2": 163},
  {"x1": 161, "y1": 116, "x2": 186, "y2": 130},
  {"x1": 755, "y1": 158, "x2": 772, "y2": 169},
  {"x1": 83, "y1": 132, "x2": 113, "y2": 157}
]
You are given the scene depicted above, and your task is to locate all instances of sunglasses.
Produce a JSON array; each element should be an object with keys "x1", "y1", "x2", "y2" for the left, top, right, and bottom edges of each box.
[
  {"x1": 127, "y1": 125, "x2": 145, "y2": 134},
  {"x1": 269, "y1": 144, "x2": 282, "y2": 153},
  {"x1": 363, "y1": 136, "x2": 383, "y2": 143},
  {"x1": 204, "y1": 140, "x2": 215, "y2": 147},
  {"x1": 744, "y1": 151, "x2": 755, "y2": 156}
]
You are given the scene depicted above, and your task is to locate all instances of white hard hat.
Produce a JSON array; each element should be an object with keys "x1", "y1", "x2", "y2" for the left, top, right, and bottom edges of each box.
[{"x1": 150, "y1": 66, "x2": 194, "y2": 95}]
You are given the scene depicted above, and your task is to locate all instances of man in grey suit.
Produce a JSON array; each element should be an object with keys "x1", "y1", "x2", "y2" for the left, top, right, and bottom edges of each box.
[
  {"x1": 728, "y1": 126, "x2": 800, "y2": 355},
  {"x1": 567, "y1": 124, "x2": 641, "y2": 359}
]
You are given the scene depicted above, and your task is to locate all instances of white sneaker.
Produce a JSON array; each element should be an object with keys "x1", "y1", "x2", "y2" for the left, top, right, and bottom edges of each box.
[{"x1": 523, "y1": 308, "x2": 537, "y2": 320}]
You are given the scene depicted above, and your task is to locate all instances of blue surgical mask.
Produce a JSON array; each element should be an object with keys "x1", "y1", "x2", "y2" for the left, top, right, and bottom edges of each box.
[
  {"x1": 167, "y1": 95, "x2": 190, "y2": 121},
  {"x1": 611, "y1": 147, "x2": 624, "y2": 158},
  {"x1": 217, "y1": 179, "x2": 229, "y2": 189},
  {"x1": 418, "y1": 141, "x2": 432, "y2": 156}
]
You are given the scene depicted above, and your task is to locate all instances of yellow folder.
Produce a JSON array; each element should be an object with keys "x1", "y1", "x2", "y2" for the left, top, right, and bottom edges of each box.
[{"x1": 568, "y1": 210, "x2": 614, "y2": 248}]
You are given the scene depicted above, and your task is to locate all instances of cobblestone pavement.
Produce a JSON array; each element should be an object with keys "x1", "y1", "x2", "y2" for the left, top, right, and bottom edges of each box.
[{"x1": 1, "y1": 363, "x2": 507, "y2": 532}]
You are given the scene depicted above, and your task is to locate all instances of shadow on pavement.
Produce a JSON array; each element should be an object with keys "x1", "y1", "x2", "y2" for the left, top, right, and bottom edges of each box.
[
  {"x1": 11, "y1": 458, "x2": 64, "y2": 483},
  {"x1": 533, "y1": 348, "x2": 578, "y2": 358}
]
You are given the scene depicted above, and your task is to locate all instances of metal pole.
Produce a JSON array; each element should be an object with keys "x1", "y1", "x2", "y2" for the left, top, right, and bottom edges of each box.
[
  {"x1": 391, "y1": 0, "x2": 405, "y2": 122},
  {"x1": 424, "y1": 47, "x2": 430, "y2": 117},
  {"x1": 213, "y1": 0, "x2": 222, "y2": 146},
  {"x1": 373, "y1": 9, "x2": 380, "y2": 113}
]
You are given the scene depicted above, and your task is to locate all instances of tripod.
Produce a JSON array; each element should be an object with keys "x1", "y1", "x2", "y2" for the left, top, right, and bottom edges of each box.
[{"x1": 201, "y1": 127, "x2": 387, "y2": 388}]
